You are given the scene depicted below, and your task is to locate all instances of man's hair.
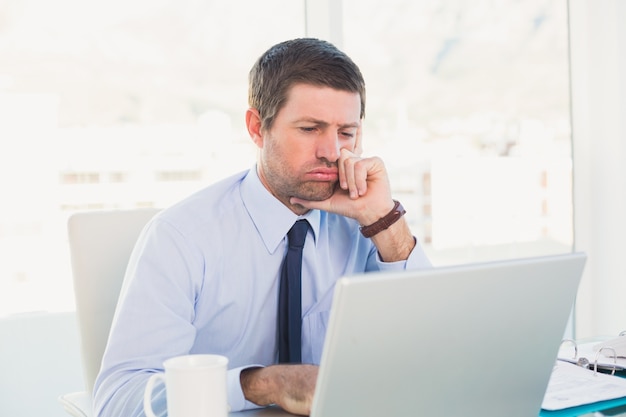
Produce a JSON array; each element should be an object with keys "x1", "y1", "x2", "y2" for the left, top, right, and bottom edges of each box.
[{"x1": 248, "y1": 38, "x2": 366, "y2": 131}]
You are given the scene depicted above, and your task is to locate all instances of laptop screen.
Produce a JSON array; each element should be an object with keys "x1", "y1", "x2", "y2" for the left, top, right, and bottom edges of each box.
[{"x1": 311, "y1": 253, "x2": 586, "y2": 417}]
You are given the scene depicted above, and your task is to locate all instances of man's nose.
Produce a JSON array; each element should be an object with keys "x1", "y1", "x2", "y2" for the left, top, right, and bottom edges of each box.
[{"x1": 316, "y1": 131, "x2": 341, "y2": 162}]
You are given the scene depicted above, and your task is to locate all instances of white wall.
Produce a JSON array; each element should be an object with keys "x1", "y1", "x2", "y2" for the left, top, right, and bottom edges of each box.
[
  {"x1": 570, "y1": 0, "x2": 626, "y2": 337},
  {"x1": 0, "y1": 312, "x2": 84, "y2": 417}
]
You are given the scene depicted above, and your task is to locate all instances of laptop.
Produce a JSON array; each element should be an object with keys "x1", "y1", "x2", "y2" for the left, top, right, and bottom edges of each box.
[{"x1": 227, "y1": 252, "x2": 586, "y2": 417}]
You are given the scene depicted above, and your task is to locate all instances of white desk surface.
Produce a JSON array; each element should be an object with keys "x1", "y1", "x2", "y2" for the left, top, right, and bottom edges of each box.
[
  {"x1": 230, "y1": 406, "x2": 291, "y2": 416},
  {"x1": 228, "y1": 406, "x2": 626, "y2": 417}
]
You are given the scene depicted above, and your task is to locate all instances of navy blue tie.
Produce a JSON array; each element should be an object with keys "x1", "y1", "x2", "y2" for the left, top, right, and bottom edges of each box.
[{"x1": 278, "y1": 219, "x2": 309, "y2": 363}]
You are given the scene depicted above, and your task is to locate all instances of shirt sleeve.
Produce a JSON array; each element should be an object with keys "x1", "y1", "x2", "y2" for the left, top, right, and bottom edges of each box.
[
  {"x1": 227, "y1": 366, "x2": 266, "y2": 412},
  {"x1": 374, "y1": 236, "x2": 432, "y2": 272},
  {"x1": 93, "y1": 219, "x2": 263, "y2": 416},
  {"x1": 95, "y1": 367, "x2": 258, "y2": 417}
]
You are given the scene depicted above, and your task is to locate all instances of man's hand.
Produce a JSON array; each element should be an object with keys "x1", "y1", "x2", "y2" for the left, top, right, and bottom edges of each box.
[
  {"x1": 240, "y1": 364, "x2": 318, "y2": 416},
  {"x1": 292, "y1": 148, "x2": 393, "y2": 226},
  {"x1": 291, "y1": 149, "x2": 415, "y2": 262}
]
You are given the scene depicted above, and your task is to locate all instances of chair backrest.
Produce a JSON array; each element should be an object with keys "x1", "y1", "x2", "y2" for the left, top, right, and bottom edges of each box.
[{"x1": 68, "y1": 208, "x2": 159, "y2": 395}]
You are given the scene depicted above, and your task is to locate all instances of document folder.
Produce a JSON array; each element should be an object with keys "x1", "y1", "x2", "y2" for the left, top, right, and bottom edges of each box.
[{"x1": 541, "y1": 334, "x2": 626, "y2": 417}]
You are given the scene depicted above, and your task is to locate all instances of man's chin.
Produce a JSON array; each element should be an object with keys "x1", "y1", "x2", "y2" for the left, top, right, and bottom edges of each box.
[{"x1": 297, "y1": 182, "x2": 338, "y2": 202}]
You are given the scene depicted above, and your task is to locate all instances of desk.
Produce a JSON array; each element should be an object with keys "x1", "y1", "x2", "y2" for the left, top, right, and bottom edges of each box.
[
  {"x1": 227, "y1": 404, "x2": 626, "y2": 417},
  {"x1": 542, "y1": 404, "x2": 626, "y2": 417},
  {"x1": 229, "y1": 407, "x2": 289, "y2": 416}
]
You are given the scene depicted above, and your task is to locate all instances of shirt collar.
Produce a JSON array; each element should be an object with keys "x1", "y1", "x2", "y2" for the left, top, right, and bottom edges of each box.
[{"x1": 240, "y1": 167, "x2": 320, "y2": 254}]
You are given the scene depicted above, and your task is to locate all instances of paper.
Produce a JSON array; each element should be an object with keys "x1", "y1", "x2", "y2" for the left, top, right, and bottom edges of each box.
[
  {"x1": 558, "y1": 340, "x2": 626, "y2": 371},
  {"x1": 542, "y1": 361, "x2": 626, "y2": 410},
  {"x1": 595, "y1": 336, "x2": 626, "y2": 358}
]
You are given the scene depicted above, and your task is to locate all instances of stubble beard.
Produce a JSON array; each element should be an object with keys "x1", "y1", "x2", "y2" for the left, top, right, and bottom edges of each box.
[
  {"x1": 265, "y1": 168, "x2": 338, "y2": 208},
  {"x1": 259, "y1": 149, "x2": 338, "y2": 208},
  {"x1": 295, "y1": 180, "x2": 338, "y2": 202}
]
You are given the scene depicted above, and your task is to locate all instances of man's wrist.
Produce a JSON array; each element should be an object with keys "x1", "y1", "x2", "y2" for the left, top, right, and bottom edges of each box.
[
  {"x1": 359, "y1": 200, "x2": 406, "y2": 238},
  {"x1": 240, "y1": 366, "x2": 276, "y2": 407}
]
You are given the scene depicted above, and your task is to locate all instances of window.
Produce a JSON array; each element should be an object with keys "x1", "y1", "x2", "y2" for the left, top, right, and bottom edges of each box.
[
  {"x1": 341, "y1": 0, "x2": 572, "y2": 265},
  {"x1": 0, "y1": 0, "x2": 304, "y2": 315},
  {"x1": 0, "y1": 0, "x2": 572, "y2": 316}
]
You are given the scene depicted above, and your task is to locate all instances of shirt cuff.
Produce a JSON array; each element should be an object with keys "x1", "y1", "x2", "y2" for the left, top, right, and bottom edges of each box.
[
  {"x1": 375, "y1": 237, "x2": 432, "y2": 271},
  {"x1": 227, "y1": 365, "x2": 265, "y2": 412}
]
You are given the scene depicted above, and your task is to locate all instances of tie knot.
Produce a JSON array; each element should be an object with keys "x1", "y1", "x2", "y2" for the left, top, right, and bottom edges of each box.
[{"x1": 287, "y1": 219, "x2": 308, "y2": 248}]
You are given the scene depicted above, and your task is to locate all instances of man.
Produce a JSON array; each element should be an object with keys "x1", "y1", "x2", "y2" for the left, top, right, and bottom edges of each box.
[{"x1": 94, "y1": 38, "x2": 431, "y2": 417}]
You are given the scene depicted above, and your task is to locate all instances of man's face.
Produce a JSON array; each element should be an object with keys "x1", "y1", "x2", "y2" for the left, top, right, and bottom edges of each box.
[{"x1": 256, "y1": 83, "x2": 362, "y2": 212}]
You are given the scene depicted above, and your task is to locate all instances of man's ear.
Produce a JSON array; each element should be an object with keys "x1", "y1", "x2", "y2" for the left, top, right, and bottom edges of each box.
[{"x1": 246, "y1": 108, "x2": 264, "y2": 148}]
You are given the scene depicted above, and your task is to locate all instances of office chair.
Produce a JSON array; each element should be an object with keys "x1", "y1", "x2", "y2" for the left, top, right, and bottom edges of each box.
[{"x1": 58, "y1": 208, "x2": 160, "y2": 417}]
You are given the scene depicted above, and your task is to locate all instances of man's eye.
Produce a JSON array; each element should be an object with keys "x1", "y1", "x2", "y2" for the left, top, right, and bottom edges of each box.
[
  {"x1": 340, "y1": 131, "x2": 355, "y2": 138},
  {"x1": 300, "y1": 127, "x2": 316, "y2": 133}
]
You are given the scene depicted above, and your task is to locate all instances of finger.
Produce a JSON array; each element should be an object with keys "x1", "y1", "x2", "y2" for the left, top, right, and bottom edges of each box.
[
  {"x1": 339, "y1": 149, "x2": 359, "y2": 199},
  {"x1": 353, "y1": 158, "x2": 369, "y2": 197},
  {"x1": 338, "y1": 147, "x2": 360, "y2": 191},
  {"x1": 290, "y1": 197, "x2": 331, "y2": 212},
  {"x1": 338, "y1": 148, "x2": 349, "y2": 190},
  {"x1": 353, "y1": 128, "x2": 363, "y2": 157}
]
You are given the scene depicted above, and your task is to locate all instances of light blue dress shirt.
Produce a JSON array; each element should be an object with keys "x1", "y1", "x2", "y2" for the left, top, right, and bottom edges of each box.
[{"x1": 94, "y1": 167, "x2": 431, "y2": 417}]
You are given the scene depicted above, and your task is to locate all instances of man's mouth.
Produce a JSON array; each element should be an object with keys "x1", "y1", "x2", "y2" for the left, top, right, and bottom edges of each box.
[{"x1": 306, "y1": 168, "x2": 339, "y2": 181}]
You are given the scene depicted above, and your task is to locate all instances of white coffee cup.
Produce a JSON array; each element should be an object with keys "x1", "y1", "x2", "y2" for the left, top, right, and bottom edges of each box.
[{"x1": 143, "y1": 354, "x2": 229, "y2": 417}]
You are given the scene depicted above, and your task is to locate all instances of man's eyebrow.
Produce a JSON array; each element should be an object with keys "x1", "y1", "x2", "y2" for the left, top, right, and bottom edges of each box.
[{"x1": 294, "y1": 118, "x2": 360, "y2": 129}]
